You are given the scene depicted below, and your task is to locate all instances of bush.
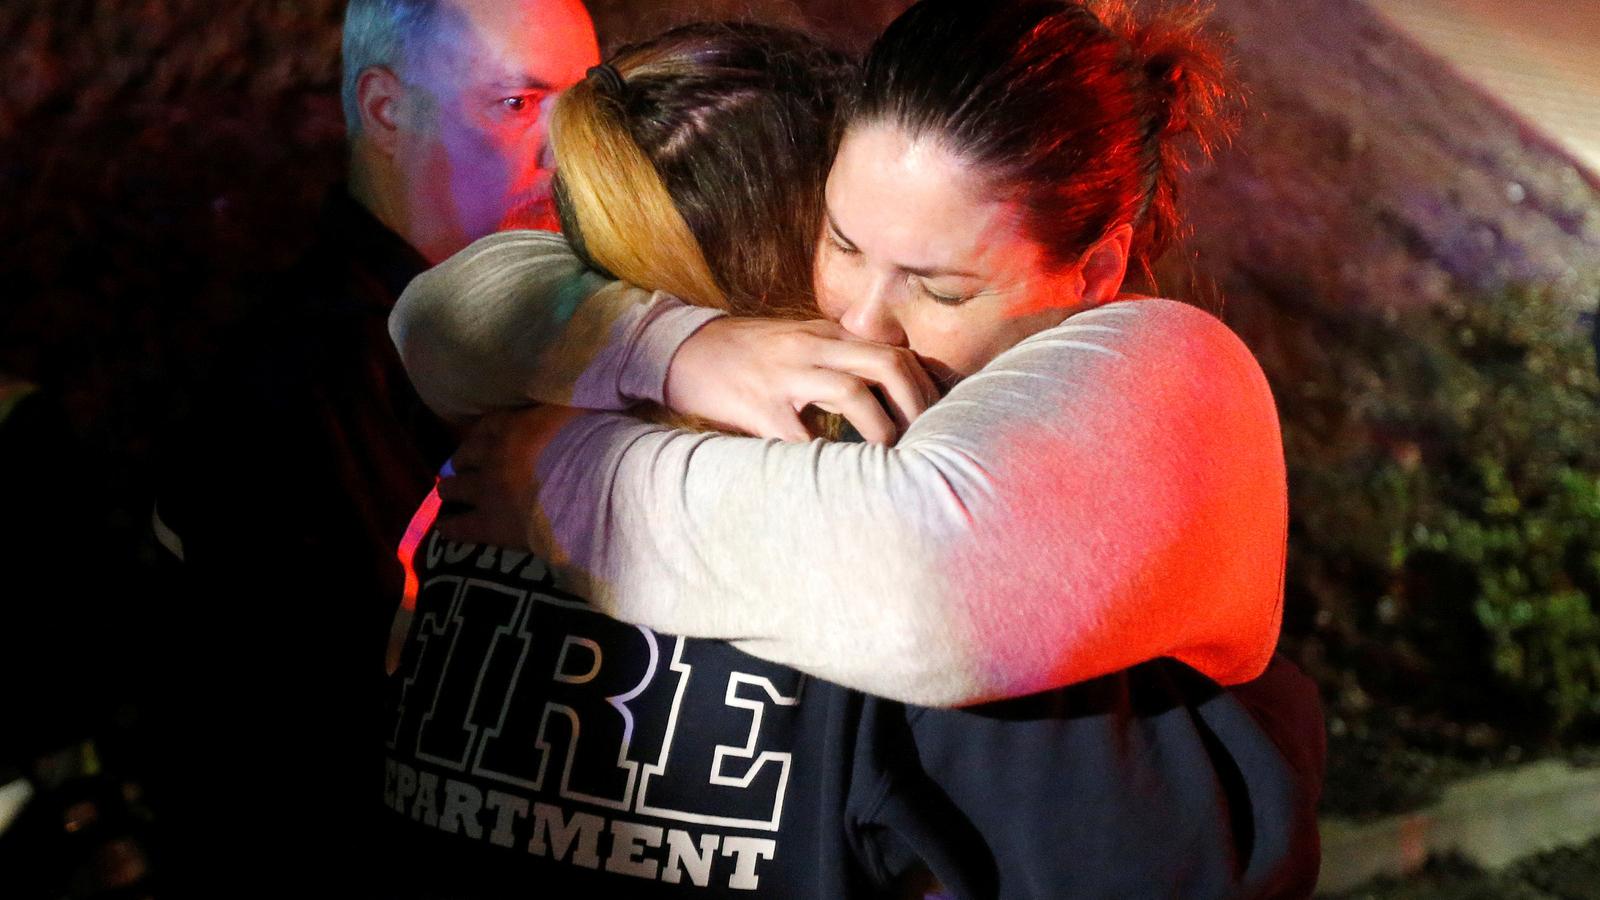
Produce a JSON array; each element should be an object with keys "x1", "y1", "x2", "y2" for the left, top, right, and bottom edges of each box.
[{"x1": 1279, "y1": 286, "x2": 1600, "y2": 738}]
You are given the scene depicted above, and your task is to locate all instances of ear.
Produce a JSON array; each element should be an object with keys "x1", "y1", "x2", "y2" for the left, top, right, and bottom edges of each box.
[
  {"x1": 356, "y1": 66, "x2": 408, "y2": 156},
  {"x1": 1077, "y1": 223, "x2": 1134, "y2": 307}
]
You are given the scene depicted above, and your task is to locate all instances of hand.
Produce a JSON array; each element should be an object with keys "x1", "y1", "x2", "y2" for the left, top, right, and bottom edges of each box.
[
  {"x1": 665, "y1": 318, "x2": 939, "y2": 444},
  {"x1": 435, "y1": 405, "x2": 582, "y2": 549}
]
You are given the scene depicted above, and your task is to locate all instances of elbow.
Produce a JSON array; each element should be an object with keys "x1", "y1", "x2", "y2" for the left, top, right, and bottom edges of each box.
[
  {"x1": 389, "y1": 273, "x2": 445, "y2": 363},
  {"x1": 389, "y1": 289, "x2": 485, "y2": 422},
  {"x1": 865, "y1": 584, "x2": 1006, "y2": 708},
  {"x1": 395, "y1": 336, "x2": 478, "y2": 423}
]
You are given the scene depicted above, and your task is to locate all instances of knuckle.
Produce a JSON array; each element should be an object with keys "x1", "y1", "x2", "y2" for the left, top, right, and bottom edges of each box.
[{"x1": 775, "y1": 330, "x2": 809, "y2": 356}]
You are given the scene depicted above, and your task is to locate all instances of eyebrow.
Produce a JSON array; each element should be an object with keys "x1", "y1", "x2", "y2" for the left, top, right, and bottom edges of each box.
[
  {"x1": 491, "y1": 76, "x2": 557, "y2": 91},
  {"x1": 826, "y1": 208, "x2": 981, "y2": 280}
]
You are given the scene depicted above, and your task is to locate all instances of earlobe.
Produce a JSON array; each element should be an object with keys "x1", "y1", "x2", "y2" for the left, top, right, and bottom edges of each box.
[
  {"x1": 356, "y1": 66, "x2": 406, "y2": 156},
  {"x1": 1079, "y1": 224, "x2": 1134, "y2": 306}
]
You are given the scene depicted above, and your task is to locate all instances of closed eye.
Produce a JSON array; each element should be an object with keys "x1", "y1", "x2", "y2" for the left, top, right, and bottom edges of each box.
[
  {"x1": 825, "y1": 230, "x2": 860, "y2": 256},
  {"x1": 914, "y1": 278, "x2": 970, "y2": 305}
]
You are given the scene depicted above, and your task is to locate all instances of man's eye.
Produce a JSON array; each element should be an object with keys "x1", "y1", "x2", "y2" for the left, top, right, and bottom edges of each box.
[{"x1": 500, "y1": 96, "x2": 530, "y2": 113}]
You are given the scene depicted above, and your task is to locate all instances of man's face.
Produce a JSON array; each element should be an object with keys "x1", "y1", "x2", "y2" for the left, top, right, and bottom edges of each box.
[{"x1": 396, "y1": 0, "x2": 598, "y2": 263}]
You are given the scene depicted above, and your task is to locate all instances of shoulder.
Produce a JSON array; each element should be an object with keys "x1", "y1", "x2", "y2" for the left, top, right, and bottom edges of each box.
[
  {"x1": 1032, "y1": 297, "x2": 1258, "y2": 367},
  {"x1": 395, "y1": 230, "x2": 616, "y2": 334},
  {"x1": 1086, "y1": 297, "x2": 1280, "y2": 450},
  {"x1": 976, "y1": 297, "x2": 1275, "y2": 425},
  {"x1": 1114, "y1": 296, "x2": 1257, "y2": 356},
  {"x1": 1068, "y1": 298, "x2": 1273, "y2": 415},
  {"x1": 416, "y1": 229, "x2": 599, "y2": 292}
]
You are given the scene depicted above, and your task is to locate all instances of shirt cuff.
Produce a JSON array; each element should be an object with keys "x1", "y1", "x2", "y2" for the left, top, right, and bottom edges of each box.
[{"x1": 618, "y1": 295, "x2": 727, "y2": 406}]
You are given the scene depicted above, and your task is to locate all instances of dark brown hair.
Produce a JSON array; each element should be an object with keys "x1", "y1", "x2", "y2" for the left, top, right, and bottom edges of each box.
[{"x1": 854, "y1": 0, "x2": 1236, "y2": 278}]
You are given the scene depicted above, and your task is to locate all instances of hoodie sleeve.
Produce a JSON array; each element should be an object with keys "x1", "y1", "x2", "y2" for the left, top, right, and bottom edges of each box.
[{"x1": 389, "y1": 230, "x2": 724, "y2": 422}]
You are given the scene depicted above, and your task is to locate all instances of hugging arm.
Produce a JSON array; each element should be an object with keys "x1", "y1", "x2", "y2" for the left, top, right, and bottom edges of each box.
[
  {"x1": 392, "y1": 230, "x2": 935, "y2": 441},
  {"x1": 390, "y1": 229, "x2": 725, "y2": 421},
  {"x1": 523, "y1": 300, "x2": 1288, "y2": 706}
]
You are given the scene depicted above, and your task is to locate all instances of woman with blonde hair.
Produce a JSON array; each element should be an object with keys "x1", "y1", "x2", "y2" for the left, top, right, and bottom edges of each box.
[{"x1": 386, "y1": 5, "x2": 1322, "y2": 897}]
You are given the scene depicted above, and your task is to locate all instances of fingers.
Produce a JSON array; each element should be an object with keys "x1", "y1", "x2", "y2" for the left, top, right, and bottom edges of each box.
[
  {"x1": 435, "y1": 508, "x2": 496, "y2": 545},
  {"x1": 759, "y1": 409, "x2": 815, "y2": 444},
  {"x1": 452, "y1": 409, "x2": 519, "y2": 471},
  {"x1": 808, "y1": 340, "x2": 937, "y2": 433},
  {"x1": 802, "y1": 369, "x2": 898, "y2": 445},
  {"x1": 436, "y1": 470, "x2": 485, "y2": 506},
  {"x1": 435, "y1": 503, "x2": 532, "y2": 549},
  {"x1": 663, "y1": 316, "x2": 937, "y2": 444}
]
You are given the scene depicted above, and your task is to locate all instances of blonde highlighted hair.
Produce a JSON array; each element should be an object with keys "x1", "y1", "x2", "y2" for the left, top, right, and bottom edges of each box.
[
  {"x1": 548, "y1": 23, "x2": 853, "y2": 322},
  {"x1": 550, "y1": 67, "x2": 730, "y2": 311}
]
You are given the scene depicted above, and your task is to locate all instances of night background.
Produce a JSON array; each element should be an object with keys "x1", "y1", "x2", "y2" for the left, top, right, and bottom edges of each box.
[{"x1": 1, "y1": 0, "x2": 1598, "y2": 896}]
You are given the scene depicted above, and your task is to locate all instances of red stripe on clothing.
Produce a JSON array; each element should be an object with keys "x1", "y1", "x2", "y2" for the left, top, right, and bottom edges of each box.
[{"x1": 397, "y1": 486, "x2": 443, "y2": 612}]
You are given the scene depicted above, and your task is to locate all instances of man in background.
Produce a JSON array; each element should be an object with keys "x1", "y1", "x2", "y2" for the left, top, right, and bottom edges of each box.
[{"x1": 152, "y1": 1, "x2": 597, "y2": 893}]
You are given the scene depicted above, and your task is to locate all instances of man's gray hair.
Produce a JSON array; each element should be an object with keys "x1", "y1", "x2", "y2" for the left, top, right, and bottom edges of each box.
[{"x1": 341, "y1": 0, "x2": 444, "y2": 136}]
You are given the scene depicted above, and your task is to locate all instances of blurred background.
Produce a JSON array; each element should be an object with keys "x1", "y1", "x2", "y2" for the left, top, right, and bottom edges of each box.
[{"x1": 0, "y1": 0, "x2": 1597, "y2": 896}]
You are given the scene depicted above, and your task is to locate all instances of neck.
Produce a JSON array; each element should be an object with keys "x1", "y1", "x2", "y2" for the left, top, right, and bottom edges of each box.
[{"x1": 347, "y1": 141, "x2": 415, "y2": 252}]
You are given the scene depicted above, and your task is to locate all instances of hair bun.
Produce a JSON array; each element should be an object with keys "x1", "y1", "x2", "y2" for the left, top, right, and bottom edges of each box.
[
  {"x1": 1143, "y1": 53, "x2": 1190, "y2": 137},
  {"x1": 1094, "y1": 0, "x2": 1237, "y2": 155}
]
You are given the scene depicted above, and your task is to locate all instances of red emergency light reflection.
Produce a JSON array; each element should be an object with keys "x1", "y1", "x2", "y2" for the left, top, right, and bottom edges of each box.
[{"x1": 396, "y1": 485, "x2": 444, "y2": 613}]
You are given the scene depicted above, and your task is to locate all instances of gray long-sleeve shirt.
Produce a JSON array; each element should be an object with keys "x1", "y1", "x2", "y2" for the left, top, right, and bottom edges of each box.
[
  {"x1": 392, "y1": 231, "x2": 1287, "y2": 706},
  {"x1": 391, "y1": 230, "x2": 724, "y2": 420}
]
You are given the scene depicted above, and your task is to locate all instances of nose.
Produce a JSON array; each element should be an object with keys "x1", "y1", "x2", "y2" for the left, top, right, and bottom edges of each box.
[
  {"x1": 536, "y1": 94, "x2": 560, "y2": 171},
  {"x1": 837, "y1": 279, "x2": 908, "y2": 347}
]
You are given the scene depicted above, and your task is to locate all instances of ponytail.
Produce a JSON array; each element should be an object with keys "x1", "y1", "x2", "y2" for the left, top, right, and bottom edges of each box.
[{"x1": 1096, "y1": 0, "x2": 1239, "y2": 265}]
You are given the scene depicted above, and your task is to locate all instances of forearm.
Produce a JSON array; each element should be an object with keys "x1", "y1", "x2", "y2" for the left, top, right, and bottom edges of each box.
[
  {"x1": 390, "y1": 230, "x2": 723, "y2": 421},
  {"x1": 533, "y1": 415, "x2": 988, "y2": 704},
  {"x1": 527, "y1": 301, "x2": 1288, "y2": 705}
]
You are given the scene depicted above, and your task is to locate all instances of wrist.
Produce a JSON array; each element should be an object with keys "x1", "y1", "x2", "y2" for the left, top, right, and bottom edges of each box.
[{"x1": 630, "y1": 301, "x2": 727, "y2": 407}]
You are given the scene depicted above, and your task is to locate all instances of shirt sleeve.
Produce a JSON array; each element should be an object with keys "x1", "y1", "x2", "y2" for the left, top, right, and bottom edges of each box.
[
  {"x1": 526, "y1": 299, "x2": 1289, "y2": 707},
  {"x1": 389, "y1": 230, "x2": 726, "y2": 422}
]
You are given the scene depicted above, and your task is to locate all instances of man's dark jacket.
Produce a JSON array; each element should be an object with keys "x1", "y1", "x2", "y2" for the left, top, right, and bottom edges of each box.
[{"x1": 154, "y1": 191, "x2": 456, "y2": 896}]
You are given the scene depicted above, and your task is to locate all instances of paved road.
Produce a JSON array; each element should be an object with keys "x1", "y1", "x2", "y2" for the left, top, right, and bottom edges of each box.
[{"x1": 1366, "y1": 0, "x2": 1600, "y2": 176}]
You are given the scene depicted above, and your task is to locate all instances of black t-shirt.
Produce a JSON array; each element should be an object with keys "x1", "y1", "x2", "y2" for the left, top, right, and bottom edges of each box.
[
  {"x1": 379, "y1": 516, "x2": 1324, "y2": 898},
  {"x1": 379, "y1": 524, "x2": 897, "y2": 897}
]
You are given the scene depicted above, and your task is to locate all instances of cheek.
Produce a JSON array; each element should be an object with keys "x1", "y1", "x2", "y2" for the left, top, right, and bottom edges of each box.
[
  {"x1": 911, "y1": 307, "x2": 1007, "y2": 378},
  {"x1": 439, "y1": 125, "x2": 520, "y2": 213},
  {"x1": 446, "y1": 126, "x2": 507, "y2": 184}
]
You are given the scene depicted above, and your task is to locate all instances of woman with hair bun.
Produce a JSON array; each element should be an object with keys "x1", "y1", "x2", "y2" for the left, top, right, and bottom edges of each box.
[{"x1": 389, "y1": 3, "x2": 1323, "y2": 896}]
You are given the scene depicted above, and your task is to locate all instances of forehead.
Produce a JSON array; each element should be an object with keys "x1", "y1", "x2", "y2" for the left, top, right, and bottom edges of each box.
[
  {"x1": 826, "y1": 123, "x2": 1033, "y2": 272},
  {"x1": 423, "y1": 0, "x2": 597, "y2": 89}
]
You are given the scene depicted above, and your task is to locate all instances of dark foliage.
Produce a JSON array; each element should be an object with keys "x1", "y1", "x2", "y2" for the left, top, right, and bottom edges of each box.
[{"x1": 1276, "y1": 284, "x2": 1600, "y2": 752}]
